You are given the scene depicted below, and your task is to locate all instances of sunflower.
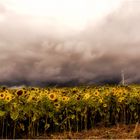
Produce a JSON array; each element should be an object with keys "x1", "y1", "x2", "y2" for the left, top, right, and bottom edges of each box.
[
  {"x1": 23, "y1": 91, "x2": 30, "y2": 98},
  {"x1": 62, "y1": 96, "x2": 70, "y2": 102},
  {"x1": 118, "y1": 97, "x2": 125, "y2": 103},
  {"x1": 76, "y1": 95, "x2": 81, "y2": 101},
  {"x1": 83, "y1": 93, "x2": 91, "y2": 100},
  {"x1": 72, "y1": 90, "x2": 77, "y2": 94},
  {"x1": 1, "y1": 86, "x2": 7, "y2": 91},
  {"x1": 27, "y1": 95, "x2": 37, "y2": 102},
  {"x1": 48, "y1": 93, "x2": 57, "y2": 101},
  {"x1": 99, "y1": 98, "x2": 103, "y2": 103},
  {"x1": 30, "y1": 87, "x2": 35, "y2": 91},
  {"x1": 5, "y1": 94, "x2": 12, "y2": 102},
  {"x1": 112, "y1": 88, "x2": 116, "y2": 92},
  {"x1": 103, "y1": 103, "x2": 107, "y2": 108},
  {"x1": 62, "y1": 91, "x2": 66, "y2": 94},
  {"x1": 35, "y1": 88, "x2": 40, "y2": 93},
  {"x1": 44, "y1": 89, "x2": 49, "y2": 95},
  {"x1": 4, "y1": 90, "x2": 9, "y2": 94},
  {"x1": 105, "y1": 92, "x2": 109, "y2": 96},
  {"x1": 16, "y1": 90, "x2": 24, "y2": 96},
  {"x1": 0, "y1": 92, "x2": 5, "y2": 99},
  {"x1": 54, "y1": 102, "x2": 60, "y2": 110},
  {"x1": 94, "y1": 91, "x2": 99, "y2": 96}
]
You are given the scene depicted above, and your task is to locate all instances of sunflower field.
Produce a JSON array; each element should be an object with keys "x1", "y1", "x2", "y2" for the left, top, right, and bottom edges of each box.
[{"x1": 0, "y1": 85, "x2": 140, "y2": 138}]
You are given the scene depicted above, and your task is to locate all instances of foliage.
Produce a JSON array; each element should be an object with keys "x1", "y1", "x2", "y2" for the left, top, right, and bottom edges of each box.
[{"x1": 0, "y1": 85, "x2": 140, "y2": 138}]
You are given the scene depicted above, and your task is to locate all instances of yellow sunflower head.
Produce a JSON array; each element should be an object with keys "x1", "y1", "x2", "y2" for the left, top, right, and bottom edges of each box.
[
  {"x1": 27, "y1": 95, "x2": 37, "y2": 102},
  {"x1": 44, "y1": 89, "x2": 49, "y2": 95},
  {"x1": 106, "y1": 92, "x2": 109, "y2": 96},
  {"x1": 62, "y1": 96, "x2": 70, "y2": 102},
  {"x1": 95, "y1": 91, "x2": 99, "y2": 96},
  {"x1": 4, "y1": 90, "x2": 9, "y2": 94},
  {"x1": 35, "y1": 88, "x2": 40, "y2": 93},
  {"x1": 118, "y1": 97, "x2": 125, "y2": 103},
  {"x1": 5, "y1": 94, "x2": 12, "y2": 102},
  {"x1": 83, "y1": 93, "x2": 91, "y2": 100},
  {"x1": 0, "y1": 92, "x2": 5, "y2": 99},
  {"x1": 103, "y1": 103, "x2": 107, "y2": 108},
  {"x1": 48, "y1": 93, "x2": 57, "y2": 101},
  {"x1": 99, "y1": 98, "x2": 103, "y2": 103}
]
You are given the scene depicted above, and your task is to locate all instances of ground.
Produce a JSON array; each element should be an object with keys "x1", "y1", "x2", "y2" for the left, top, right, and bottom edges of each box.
[{"x1": 35, "y1": 123, "x2": 140, "y2": 139}]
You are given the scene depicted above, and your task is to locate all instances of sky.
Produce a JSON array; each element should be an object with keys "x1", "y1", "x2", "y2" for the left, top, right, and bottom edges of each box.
[{"x1": 0, "y1": 0, "x2": 140, "y2": 86}]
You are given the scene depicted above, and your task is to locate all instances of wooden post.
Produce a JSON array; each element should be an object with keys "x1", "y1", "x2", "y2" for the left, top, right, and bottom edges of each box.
[{"x1": 121, "y1": 70, "x2": 125, "y2": 85}]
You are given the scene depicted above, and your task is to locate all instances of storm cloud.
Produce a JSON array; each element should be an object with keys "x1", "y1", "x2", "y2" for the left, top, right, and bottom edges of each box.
[{"x1": 0, "y1": 0, "x2": 140, "y2": 86}]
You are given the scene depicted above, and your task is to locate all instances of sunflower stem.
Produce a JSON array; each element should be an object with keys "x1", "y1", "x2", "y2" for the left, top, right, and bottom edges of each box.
[
  {"x1": 66, "y1": 107, "x2": 71, "y2": 133},
  {"x1": 80, "y1": 114, "x2": 83, "y2": 131},
  {"x1": 76, "y1": 111, "x2": 79, "y2": 132},
  {"x1": 13, "y1": 121, "x2": 16, "y2": 139},
  {"x1": 6, "y1": 120, "x2": 7, "y2": 139},
  {"x1": 84, "y1": 107, "x2": 87, "y2": 131},
  {"x1": 37, "y1": 122, "x2": 39, "y2": 136},
  {"x1": 2, "y1": 117, "x2": 4, "y2": 139}
]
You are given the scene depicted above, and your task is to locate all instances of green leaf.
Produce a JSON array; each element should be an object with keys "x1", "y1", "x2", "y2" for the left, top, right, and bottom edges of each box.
[
  {"x1": 70, "y1": 114, "x2": 75, "y2": 119},
  {"x1": 76, "y1": 107, "x2": 81, "y2": 112},
  {"x1": 134, "y1": 112, "x2": 138, "y2": 119},
  {"x1": 130, "y1": 105, "x2": 135, "y2": 111},
  {"x1": 49, "y1": 112, "x2": 54, "y2": 118},
  {"x1": 45, "y1": 123, "x2": 50, "y2": 130},
  {"x1": 117, "y1": 108, "x2": 120, "y2": 113},
  {"x1": 0, "y1": 110, "x2": 6, "y2": 117},
  {"x1": 53, "y1": 118, "x2": 59, "y2": 125},
  {"x1": 59, "y1": 115, "x2": 63, "y2": 120},
  {"x1": 10, "y1": 111, "x2": 19, "y2": 120},
  {"x1": 32, "y1": 115, "x2": 37, "y2": 122}
]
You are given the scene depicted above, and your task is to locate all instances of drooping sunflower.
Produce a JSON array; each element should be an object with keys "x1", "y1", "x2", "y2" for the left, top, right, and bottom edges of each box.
[
  {"x1": 48, "y1": 93, "x2": 57, "y2": 101},
  {"x1": 1, "y1": 86, "x2": 7, "y2": 91},
  {"x1": 16, "y1": 89, "x2": 24, "y2": 96},
  {"x1": 54, "y1": 102, "x2": 60, "y2": 109},
  {"x1": 72, "y1": 89, "x2": 78, "y2": 94},
  {"x1": 53, "y1": 99, "x2": 59, "y2": 103},
  {"x1": 30, "y1": 87, "x2": 35, "y2": 91}
]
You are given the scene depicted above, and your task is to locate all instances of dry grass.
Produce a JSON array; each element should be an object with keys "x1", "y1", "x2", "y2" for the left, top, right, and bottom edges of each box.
[{"x1": 36, "y1": 124, "x2": 140, "y2": 139}]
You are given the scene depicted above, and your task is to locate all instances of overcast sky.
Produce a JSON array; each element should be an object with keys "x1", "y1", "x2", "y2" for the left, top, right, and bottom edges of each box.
[{"x1": 0, "y1": 0, "x2": 140, "y2": 86}]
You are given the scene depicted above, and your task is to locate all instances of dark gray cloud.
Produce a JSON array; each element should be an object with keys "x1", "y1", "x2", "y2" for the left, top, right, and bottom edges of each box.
[{"x1": 0, "y1": 0, "x2": 140, "y2": 86}]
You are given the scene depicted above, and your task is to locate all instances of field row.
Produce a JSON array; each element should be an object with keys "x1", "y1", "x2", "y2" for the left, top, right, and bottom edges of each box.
[{"x1": 0, "y1": 85, "x2": 140, "y2": 138}]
